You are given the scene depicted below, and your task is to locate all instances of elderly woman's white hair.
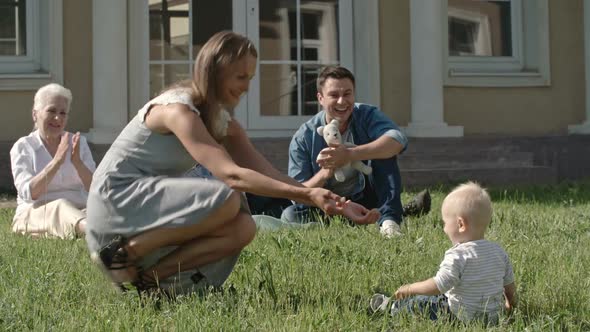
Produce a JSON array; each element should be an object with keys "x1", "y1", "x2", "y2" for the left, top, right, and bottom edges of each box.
[{"x1": 33, "y1": 83, "x2": 73, "y2": 112}]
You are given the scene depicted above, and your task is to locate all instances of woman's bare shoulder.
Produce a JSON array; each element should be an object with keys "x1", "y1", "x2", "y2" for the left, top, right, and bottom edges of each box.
[{"x1": 145, "y1": 103, "x2": 199, "y2": 134}]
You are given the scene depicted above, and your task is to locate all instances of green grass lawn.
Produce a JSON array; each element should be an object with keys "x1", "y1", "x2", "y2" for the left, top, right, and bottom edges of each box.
[{"x1": 1, "y1": 182, "x2": 589, "y2": 331}]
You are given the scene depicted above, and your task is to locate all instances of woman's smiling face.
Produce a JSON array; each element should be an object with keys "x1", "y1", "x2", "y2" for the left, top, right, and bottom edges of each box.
[
  {"x1": 217, "y1": 54, "x2": 257, "y2": 109},
  {"x1": 34, "y1": 95, "x2": 69, "y2": 139}
]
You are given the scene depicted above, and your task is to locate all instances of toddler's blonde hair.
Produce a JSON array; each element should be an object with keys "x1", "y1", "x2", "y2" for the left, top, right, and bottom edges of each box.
[{"x1": 442, "y1": 181, "x2": 493, "y2": 228}]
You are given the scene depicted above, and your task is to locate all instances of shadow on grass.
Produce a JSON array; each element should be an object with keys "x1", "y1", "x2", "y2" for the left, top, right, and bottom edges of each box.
[
  {"x1": 517, "y1": 300, "x2": 590, "y2": 331},
  {"x1": 408, "y1": 179, "x2": 590, "y2": 207},
  {"x1": 0, "y1": 186, "x2": 16, "y2": 197}
]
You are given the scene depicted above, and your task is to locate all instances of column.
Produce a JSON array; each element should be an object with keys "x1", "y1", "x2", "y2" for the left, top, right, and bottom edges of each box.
[
  {"x1": 569, "y1": 0, "x2": 590, "y2": 134},
  {"x1": 404, "y1": 0, "x2": 463, "y2": 137},
  {"x1": 86, "y1": 0, "x2": 128, "y2": 144}
]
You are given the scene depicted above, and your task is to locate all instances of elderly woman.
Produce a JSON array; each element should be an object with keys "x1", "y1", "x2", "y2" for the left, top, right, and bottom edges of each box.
[{"x1": 10, "y1": 83, "x2": 96, "y2": 239}]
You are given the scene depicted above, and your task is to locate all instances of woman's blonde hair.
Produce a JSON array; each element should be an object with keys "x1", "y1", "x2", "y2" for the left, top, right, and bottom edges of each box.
[{"x1": 190, "y1": 31, "x2": 257, "y2": 141}]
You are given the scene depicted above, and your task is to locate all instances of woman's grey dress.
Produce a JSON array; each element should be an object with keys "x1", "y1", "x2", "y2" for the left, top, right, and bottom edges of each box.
[{"x1": 86, "y1": 89, "x2": 239, "y2": 294}]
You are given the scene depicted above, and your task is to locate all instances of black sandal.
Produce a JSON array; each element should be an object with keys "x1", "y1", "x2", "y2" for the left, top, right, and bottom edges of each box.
[
  {"x1": 91, "y1": 235, "x2": 137, "y2": 287},
  {"x1": 132, "y1": 268, "x2": 158, "y2": 292},
  {"x1": 132, "y1": 268, "x2": 174, "y2": 303}
]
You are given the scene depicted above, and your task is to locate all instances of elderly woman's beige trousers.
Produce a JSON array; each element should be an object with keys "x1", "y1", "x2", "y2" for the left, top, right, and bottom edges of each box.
[{"x1": 12, "y1": 198, "x2": 85, "y2": 239}]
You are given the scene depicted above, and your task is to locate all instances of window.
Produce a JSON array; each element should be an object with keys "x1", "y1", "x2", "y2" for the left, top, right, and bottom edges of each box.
[
  {"x1": 0, "y1": 0, "x2": 63, "y2": 90},
  {"x1": 445, "y1": 0, "x2": 550, "y2": 87},
  {"x1": 148, "y1": 0, "x2": 232, "y2": 98},
  {"x1": 0, "y1": 0, "x2": 27, "y2": 57},
  {"x1": 255, "y1": 0, "x2": 341, "y2": 124}
]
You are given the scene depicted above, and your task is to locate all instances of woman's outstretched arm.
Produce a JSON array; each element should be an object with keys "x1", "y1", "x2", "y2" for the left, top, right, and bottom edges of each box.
[
  {"x1": 223, "y1": 119, "x2": 303, "y2": 187},
  {"x1": 146, "y1": 103, "x2": 341, "y2": 213}
]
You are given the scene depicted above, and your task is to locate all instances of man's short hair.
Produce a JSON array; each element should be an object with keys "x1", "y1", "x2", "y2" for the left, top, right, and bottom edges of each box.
[{"x1": 316, "y1": 66, "x2": 356, "y2": 93}]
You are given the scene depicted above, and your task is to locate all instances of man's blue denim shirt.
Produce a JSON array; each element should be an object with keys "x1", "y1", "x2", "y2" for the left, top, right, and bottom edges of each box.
[{"x1": 288, "y1": 103, "x2": 408, "y2": 189}]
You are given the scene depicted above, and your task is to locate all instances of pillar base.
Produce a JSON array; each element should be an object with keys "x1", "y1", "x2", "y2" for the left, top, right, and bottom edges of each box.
[
  {"x1": 569, "y1": 122, "x2": 590, "y2": 134},
  {"x1": 84, "y1": 127, "x2": 124, "y2": 144}
]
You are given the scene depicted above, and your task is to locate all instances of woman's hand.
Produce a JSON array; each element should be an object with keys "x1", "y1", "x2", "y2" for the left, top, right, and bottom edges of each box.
[
  {"x1": 69, "y1": 131, "x2": 93, "y2": 191},
  {"x1": 338, "y1": 201, "x2": 380, "y2": 224},
  {"x1": 53, "y1": 132, "x2": 70, "y2": 166},
  {"x1": 308, "y1": 187, "x2": 345, "y2": 214},
  {"x1": 71, "y1": 132, "x2": 82, "y2": 166}
]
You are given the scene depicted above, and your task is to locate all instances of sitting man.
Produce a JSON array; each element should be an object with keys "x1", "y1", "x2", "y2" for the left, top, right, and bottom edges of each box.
[{"x1": 280, "y1": 66, "x2": 429, "y2": 237}]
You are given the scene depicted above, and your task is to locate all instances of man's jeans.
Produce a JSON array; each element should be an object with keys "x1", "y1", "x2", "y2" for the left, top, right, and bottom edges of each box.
[
  {"x1": 280, "y1": 156, "x2": 404, "y2": 225},
  {"x1": 245, "y1": 194, "x2": 292, "y2": 218}
]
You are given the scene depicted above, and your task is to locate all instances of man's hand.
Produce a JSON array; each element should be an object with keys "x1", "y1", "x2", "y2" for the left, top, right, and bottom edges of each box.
[
  {"x1": 319, "y1": 167, "x2": 334, "y2": 181},
  {"x1": 316, "y1": 145, "x2": 351, "y2": 169},
  {"x1": 338, "y1": 201, "x2": 380, "y2": 224}
]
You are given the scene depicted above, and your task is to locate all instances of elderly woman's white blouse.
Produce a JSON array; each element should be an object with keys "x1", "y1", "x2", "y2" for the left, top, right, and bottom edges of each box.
[{"x1": 10, "y1": 130, "x2": 96, "y2": 217}]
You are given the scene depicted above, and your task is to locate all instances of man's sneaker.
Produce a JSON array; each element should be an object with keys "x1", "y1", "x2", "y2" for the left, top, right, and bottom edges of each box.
[
  {"x1": 369, "y1": 293, "x2": 391, "y2": 314},
  {"x1": 380, "y1": 220, "x2": 402, "y2": 238},
  {"x1": 402, "y1": 189, "x2": 431, "y2": 217}
]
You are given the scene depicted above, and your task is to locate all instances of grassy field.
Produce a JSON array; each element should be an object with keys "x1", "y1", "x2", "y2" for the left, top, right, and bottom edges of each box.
[{"x1": 0, "y1": 182, "x2": 589, "y2": 331}]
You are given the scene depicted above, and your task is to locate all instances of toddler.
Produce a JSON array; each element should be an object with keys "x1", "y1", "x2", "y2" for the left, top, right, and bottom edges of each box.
[{"x1": 370, "y1": 182, "x2": 516, "y2": 325}]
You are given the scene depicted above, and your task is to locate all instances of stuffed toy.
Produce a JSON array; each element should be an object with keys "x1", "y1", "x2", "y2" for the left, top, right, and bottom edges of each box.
[{"x1": 316, "y1": 119, "x2": 372, "y2": 182}]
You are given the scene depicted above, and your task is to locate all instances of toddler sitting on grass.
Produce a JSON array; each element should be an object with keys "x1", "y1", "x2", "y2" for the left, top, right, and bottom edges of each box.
[{"x1": 370, "y1": 181, "x2": 516, "y2": 326}]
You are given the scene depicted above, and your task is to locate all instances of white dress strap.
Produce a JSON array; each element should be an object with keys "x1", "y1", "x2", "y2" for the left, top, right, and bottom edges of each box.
[{"x1": 138, "y1": 88, "x2": 200, "y2": 122}]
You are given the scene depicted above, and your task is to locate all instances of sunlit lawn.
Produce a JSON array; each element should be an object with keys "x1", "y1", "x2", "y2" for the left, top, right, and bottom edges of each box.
[{"x1": 0, "y1": 182, "x2": 589, "y2": 331}]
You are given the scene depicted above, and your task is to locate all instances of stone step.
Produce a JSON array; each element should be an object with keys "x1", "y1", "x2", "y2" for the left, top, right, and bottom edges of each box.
[
  {"x1": 0, "y1": 200, "x2": 16, "y2": 209},
  {"x1": 406, "y1": 137, "x2": 524, "y2": 154},
  {"x1": 401, "y1": 165, "x2": 558, "y2": 188},
  {"x1": 398, "y1": 151, "x2": 534, "y2": 169}
]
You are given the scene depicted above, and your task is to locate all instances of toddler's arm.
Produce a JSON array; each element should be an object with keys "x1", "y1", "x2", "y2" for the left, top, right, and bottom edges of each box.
[
  {"x1": 504, "y1": 282, "x2": 517, "y2": 312},
  {"x1": 394, "y1": 278, "x2": 441, "y2": 299}
]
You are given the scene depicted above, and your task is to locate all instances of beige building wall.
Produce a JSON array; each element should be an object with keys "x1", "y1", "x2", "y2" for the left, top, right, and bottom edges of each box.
[
  {"x1": 379, "y1": 0, "x2": 586, "y2": 135},
  {"x1": 0, "y1": 91, "x2": 34, "y2": 140},
  {"x1": 379, "y1": 0, "x2": 411, "y2": 126},
  {"x1": 0, "y1": 0, "x2": 92, "y2": 141},
  {"x1": 2, "y1": 1, "x2": 586, "y2": 139},
  {"x1": 63, "y1": 0, "x2": 93, "y2": 133},
  {"x1": 446, "y1": 0, "x2": 585, "y2": 135}
]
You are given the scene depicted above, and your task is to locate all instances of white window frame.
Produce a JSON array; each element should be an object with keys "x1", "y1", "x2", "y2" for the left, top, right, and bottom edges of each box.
[
  {"x1": 0, "y1": 0, "x2": 39, "y2": 70},
  {"x1": 147, "y1": 1, "x2": 195, "y2": 98},
  {"x1": 245, "y1": 0, "x2": 353, "y2": 131},
  {"x1": 0, "y1": 0, "x2": 63, "y2": 90},
  {"x1": 129, "y1": 0, "x2": 378, "y2": 137},
  {"x1": 444, "y1": 0, "x2": 550, "y2": 87}
]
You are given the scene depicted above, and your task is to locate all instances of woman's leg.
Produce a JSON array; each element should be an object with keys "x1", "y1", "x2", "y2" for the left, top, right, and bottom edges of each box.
[
  {"x1": 125, "y1": 191, "x2": 242, "y2": 259},
  {"x1": 141, "y1": 211, "x2": 255, "y2": 282},
  {"x1": 107, "y1": 191, "x2": 248, "y2": 283},
  {"x1": 75, "y1": 219, "x2": 86, "y2": 237}
]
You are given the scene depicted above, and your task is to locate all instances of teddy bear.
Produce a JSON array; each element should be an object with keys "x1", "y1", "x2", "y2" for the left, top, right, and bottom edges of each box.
[{"x1": 316, "y1": 119, "x2": 372, "y2": 182}]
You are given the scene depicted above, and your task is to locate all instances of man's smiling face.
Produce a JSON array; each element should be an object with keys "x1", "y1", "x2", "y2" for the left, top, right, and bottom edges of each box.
[{"x1": 317, "y1": 77, "x2": 355, "y2": 133}]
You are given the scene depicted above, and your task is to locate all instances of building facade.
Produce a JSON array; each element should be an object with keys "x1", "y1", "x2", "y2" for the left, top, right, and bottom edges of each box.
[{"x1": 1, "y1": 0, "x2": 590, "y2": 188}]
